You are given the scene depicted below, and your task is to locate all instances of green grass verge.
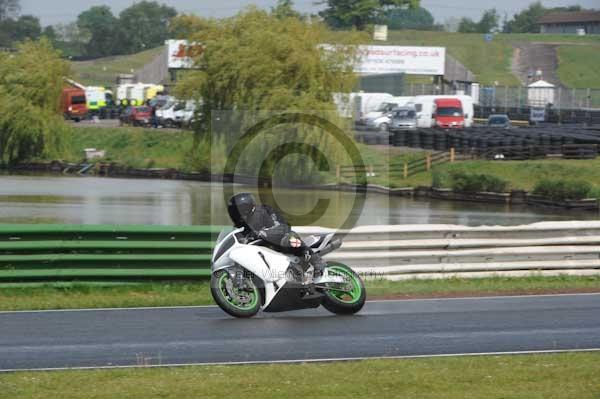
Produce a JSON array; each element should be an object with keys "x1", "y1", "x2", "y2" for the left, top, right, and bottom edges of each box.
[
  {"x1": 65, "y1": 126, "x2": 194, "y2": 169},
  {"x1": 0, "y1": 275, "x2": 598, "y2": 311},
  {"x1": 1, "y1": 353, "x2": 599, "y2": 398},
  {"x1": 71, "y1": 47, "x2": 164, "y2": 87}
]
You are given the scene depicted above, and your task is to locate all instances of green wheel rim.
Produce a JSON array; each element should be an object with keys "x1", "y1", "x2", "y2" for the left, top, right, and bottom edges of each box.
[
  {"x1": 218, "y1": 272, "x2": 259, "y2": 311},
  {"x1": 326, "y1": 265, "x2": 363, "y2": 304}
]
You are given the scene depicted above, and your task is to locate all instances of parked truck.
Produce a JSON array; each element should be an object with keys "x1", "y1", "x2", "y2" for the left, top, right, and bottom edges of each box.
[
  {"x1": 116, "y1": 83, "x2": 165, "y2": 106},
  {"x1": 61, "y1": 88, "x2": 88, "y2": 122},
  {"x1": 85, "y1": 86, "x2": 113, "y2": 112}
]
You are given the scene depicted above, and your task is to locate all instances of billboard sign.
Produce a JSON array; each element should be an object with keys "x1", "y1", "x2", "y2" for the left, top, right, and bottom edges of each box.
[
  {"x1": 167, "y1": 39, "x2": 203, "y2": 69},
  {"x1": 354, "y1": 45, "x2": 446, "y2": 76}
]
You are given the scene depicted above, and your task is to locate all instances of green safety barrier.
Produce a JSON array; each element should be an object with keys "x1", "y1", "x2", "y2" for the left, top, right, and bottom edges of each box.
[{"x1": 0, "y1": 225, "x2": 223, "y2": 282}]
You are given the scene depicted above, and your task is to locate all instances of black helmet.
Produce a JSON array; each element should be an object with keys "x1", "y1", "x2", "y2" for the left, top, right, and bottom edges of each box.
[{"x1": 227, "y1": 193, "x2": 256, "y2": 227}]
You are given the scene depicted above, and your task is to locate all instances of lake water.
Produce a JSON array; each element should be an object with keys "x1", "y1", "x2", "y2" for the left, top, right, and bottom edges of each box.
[{"x1": 0, "y1": 174, "x2": 596, "y2": 227}]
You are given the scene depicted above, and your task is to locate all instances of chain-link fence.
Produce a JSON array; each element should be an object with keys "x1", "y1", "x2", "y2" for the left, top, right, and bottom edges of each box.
[{"x1": 401, "y1": 83, "x2": 600, "y2": 110}]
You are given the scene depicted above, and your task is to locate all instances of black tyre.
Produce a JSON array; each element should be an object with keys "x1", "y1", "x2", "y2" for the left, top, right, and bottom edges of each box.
[
  {"x1": 321, "y1": 262, "x2": 366, "y2": 315},
  {"x1": 211, "y1": 270, "x2": 261, "y2": 318}
]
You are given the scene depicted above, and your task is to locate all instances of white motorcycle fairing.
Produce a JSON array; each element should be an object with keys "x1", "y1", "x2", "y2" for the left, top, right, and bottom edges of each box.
[{"x1": 211, "y1": 228, "x2": 345, "y2": 312}]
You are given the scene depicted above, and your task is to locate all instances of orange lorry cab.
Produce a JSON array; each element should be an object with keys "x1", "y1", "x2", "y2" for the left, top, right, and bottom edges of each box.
[{"x1": 62, "y1": 88, "x2": 88, "y2": 122}]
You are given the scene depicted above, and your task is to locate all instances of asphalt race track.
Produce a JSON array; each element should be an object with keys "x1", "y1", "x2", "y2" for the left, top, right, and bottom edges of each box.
[{"x1": 1, "y1": 294, "x2": 599, "y2": 371}]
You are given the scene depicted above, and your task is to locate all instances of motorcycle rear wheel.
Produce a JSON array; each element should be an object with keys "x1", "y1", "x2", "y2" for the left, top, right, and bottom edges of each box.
[
  {"x1": 321, "y1": 263, "x2": 366, "y2": 315},
  {"x1": 211, "y1": 270, "x2": 261, "y2": 318}
]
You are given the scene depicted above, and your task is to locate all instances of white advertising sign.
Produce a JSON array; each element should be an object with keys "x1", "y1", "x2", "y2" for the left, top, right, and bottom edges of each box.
[
  {"x1": 355, "y1": 45, "x2": 446, "y2": 76},
  {"x1": 530, "y1": 107, "x2": 546, "y2": 122},
  {"x1": 167, "y1": 39, "x2": 202, "y2": 69}
]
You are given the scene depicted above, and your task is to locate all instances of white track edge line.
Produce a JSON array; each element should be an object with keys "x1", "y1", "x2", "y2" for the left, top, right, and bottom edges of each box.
[
  {"x1": 1, "y1": 292, "x2": 600, "y2": 314},
  {"x1": 1, "y1": 348, "x2": 600, "y2": 373}
]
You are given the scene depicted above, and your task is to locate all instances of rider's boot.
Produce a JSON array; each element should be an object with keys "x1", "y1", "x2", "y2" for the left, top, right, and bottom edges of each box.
[{"x1": 308, "y1": 252, "x2": 327, "y2": 278}]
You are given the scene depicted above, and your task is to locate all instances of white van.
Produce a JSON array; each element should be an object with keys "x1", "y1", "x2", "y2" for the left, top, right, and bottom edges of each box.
[{"x1": 333, "y1": 92, "x2": 395, "y2": 121}]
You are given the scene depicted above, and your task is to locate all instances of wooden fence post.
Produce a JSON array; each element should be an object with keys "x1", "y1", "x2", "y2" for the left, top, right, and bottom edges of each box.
[
  {"x1": 426, "y1": 154, "x2": 432, "y2": 171},
  {"x1": 403, "y1": 161, "x2": 408, "y2": 179},
  {"x1": 450, "y1": 148, "x2": 455, "y2": 163}
]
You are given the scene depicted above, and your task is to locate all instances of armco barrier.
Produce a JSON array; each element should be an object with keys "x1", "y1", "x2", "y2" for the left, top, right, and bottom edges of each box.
[
  {"x1": 0, "y1": 225, "x2": 220, "y2": 281},
  {"x1": 2, "y1": 222, "x2": 600, "y2": 282},
  {"x1": 297, "y1": 221, "x2": 600, "y2": 280}
]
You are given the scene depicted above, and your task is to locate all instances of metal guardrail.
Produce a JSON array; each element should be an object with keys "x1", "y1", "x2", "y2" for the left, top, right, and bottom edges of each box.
[
  {"x1": 2, "y1": 222, "x2": 600, "y2": 282},
  {"x1": 297, "y1": 221, "x2": 600, "y2": 280},
  {"x1": 0, "y1": 225, "x2": 220, "y2": 281}
]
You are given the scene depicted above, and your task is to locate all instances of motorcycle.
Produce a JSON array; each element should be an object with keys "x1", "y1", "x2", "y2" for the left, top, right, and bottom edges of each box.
[{"x1": 210, "y1": 227, "x2": 366, "y2": 318}]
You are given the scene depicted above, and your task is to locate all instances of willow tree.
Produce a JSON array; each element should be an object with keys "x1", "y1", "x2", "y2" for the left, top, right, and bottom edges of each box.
[
  {"x1": 0, "y1": 39, "x2": 71, "y2": 164},
  {"x1": 173, "y1": 9, "x2": 364, "y2": 183}
]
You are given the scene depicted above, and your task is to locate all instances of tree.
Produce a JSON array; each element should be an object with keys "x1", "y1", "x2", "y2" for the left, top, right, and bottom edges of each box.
[
  {"x1": 478, "y1": 9, "x2": 499, "y2": 33},
  {"x1": 504, "y1": 3, "x2": 585, "y2": 33},
  {"x1": 319, "y1": 0, "x2": 419, "y2": 30},
  {"x1": 77, "y1": 6, "x2": 120, "y2": 57},
  {"x1": 385, "y1": 6, "x2": 435, "y2": 30},
  {"x1": 118, "y1": 1, "x2": 177, "y2": 54},
  {"x1": 12, "y1": 14, "x2": 41, "y2": 41},
  {"x1": 271, "y1": 0, "x2": 304, "y2": 20},
  {"x1": 0, "y1": 39, "x2": 71, "y2": 164},
  {"x1": 457, "y1": 17, "x2": 478, "y2": 33},
  {"x1": 458, "y1": 9, "x2": 499, "y2": 33},
  {"x1": 0, "y1": 0, "x2": 19, "y2": 21},
  {"x1": 174, "y1": 10, "x2": 363, "y2": 183}
]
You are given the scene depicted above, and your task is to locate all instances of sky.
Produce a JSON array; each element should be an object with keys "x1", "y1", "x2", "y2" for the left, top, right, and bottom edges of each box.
[{"x1": 21, "y1": 0, "x2": 600, "y2": 27}]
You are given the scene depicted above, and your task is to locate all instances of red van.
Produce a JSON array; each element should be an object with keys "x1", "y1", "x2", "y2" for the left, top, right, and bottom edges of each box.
[
  {"x1": 62, "y1": 88, "x2": 88, "y2": 122},
  {"x1": 433, "y1": 98, "x2": 464, "y2": 129}
]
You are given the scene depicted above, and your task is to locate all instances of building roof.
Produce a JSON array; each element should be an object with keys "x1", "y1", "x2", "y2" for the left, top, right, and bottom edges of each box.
[
  {"x1": 528, "y1": 80, "x2": 555, "y2": 88},
  {"x1": 539, "y1": 10, "x2": 600, "y2": 24}
]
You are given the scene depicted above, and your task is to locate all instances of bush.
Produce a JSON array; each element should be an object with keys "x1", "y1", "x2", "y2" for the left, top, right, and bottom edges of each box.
[
  {"x1": 448, "y1": 171, "x2": 509, "y2": 193},
  {"x1": 533, "y1": 179, "x2": 592, "y2": 201}
]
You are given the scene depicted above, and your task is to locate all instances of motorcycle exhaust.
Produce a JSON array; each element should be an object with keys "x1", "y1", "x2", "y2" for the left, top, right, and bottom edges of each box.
[{"x1": 317, "y1": 238, "x2": 342, "y2": 257}]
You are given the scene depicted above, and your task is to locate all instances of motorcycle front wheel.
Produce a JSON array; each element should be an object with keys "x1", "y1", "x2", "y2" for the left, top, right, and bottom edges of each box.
[
  {"x1": 321, "y1": 262, "x2": 366, "y2": 315},
  {"x1": 211, "y1": 270, "x2": 262, "y2": 318}
]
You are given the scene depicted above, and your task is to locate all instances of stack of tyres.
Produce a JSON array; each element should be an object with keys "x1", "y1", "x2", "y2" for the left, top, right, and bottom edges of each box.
[
  {"x1": 433, "y1": 132, "x2": 447, "y2": 151},
  {"x1": 421, "y1": 130, "x2": 434, "y2": 149},
  {"x1": 393, "y1": 130, "x2": 407, "y2": 147},
  {"x1": 408, "y1": 130, "x2": 421, "y2": 148}
]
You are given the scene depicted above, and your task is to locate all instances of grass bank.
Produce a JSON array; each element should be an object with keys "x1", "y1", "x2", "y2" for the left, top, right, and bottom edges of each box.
[
  {"x1": 1, "y1": 275, "x2": 598, "y2": 311},
  {"x1": 50, "y1": 126, "x2": 600, "y2": 198},
  {"x1": 557, "y1": 45, "x2": 600, "y2": 89},
  {"x1": 2, "y1": 353, "x2": 599, "y2": 398},
  {"x1": 65, "y1": 126, "x2": 194, "y2": 169},
  {"x1": 371, "y1": 157, "x2": 600, "y2": 196}
]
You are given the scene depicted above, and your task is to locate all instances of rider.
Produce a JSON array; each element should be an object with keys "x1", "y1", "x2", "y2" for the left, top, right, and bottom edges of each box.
[{"x1": 227, "y1": 193, "x2": 326, "y2": 276}]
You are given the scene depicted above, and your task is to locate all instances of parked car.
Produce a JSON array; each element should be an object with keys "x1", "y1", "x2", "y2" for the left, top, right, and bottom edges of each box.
[
  {"x1": 390, "y1": 107, "x2": 417, "y2": 131},
  {"x1": 119, "y1": 106, "x2": 152, "y2": 127},
  {"x1": 487, "y1": 114, "x2": 512, "y2": 129}
]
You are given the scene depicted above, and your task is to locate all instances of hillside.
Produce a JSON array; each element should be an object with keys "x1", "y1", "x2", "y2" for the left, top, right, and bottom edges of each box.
[
  {"x1": 381, "y1": 31, "x2": 600, "y2": 88},
  {"x1": 71, "y1": 47, "x2": 164, "y2": 86},
  {"x1": 68, "y1": 31, "x2": 600, "y2": 89}
]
